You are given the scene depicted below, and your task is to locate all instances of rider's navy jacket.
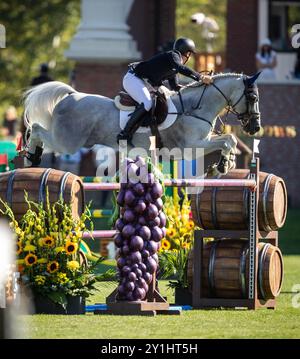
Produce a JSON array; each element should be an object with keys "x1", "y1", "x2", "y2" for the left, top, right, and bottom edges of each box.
[{"x1": 133, "y1": 50, "x2": 201, "y2": 90}]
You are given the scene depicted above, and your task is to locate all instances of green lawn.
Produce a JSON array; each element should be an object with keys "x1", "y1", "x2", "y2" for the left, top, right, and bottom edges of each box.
[
  {"x1": 19, "y1": 255, "x2": 300, "y2": 339},
  {"x1": 18, "y1": 209, "x2": 300, "y2": 339}
]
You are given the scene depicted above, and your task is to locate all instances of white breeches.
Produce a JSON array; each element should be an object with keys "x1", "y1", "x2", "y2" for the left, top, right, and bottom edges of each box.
[{"x1": 123, "y1": 71, "x2": 153, "y2": 111}]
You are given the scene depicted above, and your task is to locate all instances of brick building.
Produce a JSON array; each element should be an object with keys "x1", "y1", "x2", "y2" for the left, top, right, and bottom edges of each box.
[{"x1": 226, "y1": 0, "x2": 300, "y2": 207}]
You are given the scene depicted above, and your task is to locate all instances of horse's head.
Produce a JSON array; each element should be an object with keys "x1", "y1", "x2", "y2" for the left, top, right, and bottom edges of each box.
[{"x1": 231, "y1": 72, "x2": 261, "y2": 135}]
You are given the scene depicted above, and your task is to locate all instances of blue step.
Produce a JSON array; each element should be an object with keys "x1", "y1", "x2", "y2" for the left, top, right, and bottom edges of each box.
[{"x1": 85, "y1": 304, "x2": 192, "y2": 312}]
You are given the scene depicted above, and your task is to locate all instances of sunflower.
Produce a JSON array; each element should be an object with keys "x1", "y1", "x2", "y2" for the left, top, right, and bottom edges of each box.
[
  {"x1": 24, "y1": 253, "x2": 38, "y2": 266},
  {"x1": 182, "y1": 242, "x2": 190, "y2": 249},
  {"x1": 187, "y1": 219, "x2": 194, "y2": 230},
  {"x1": 47, "y1": 261, "x2": 59, "y2": 273},
  {"x1": 16, "y1": 241, "x2": 22, "y2": 255},
  {"x1": 65, "y1": 241, "x2": 78, "y2": 255},
  {"x1": 41, "y1": 236, "x2": 55, "y2": 248},
  {"x1": 166, "y1": 228, "x2": 176, "y2": 238},
  {"x1": 161, "y1": 239, "x2": 171, "y2": 251},
  {"x1": 67, "y1": 261, "x2": 80, "y2": 271}
]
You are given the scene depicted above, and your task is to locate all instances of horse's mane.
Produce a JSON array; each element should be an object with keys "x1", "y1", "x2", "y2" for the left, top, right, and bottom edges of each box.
[
  {"x1": 187, "y1": 72, "x2": 245, "y2": 88},
  {"x1": 212, "y1": 72, "x2": 244, "y2": 79}
]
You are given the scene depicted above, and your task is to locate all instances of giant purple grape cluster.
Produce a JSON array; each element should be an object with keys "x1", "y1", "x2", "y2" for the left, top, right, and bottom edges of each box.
[{"x1": 114, "y1": 156, "x2": 166, "y2": 301}]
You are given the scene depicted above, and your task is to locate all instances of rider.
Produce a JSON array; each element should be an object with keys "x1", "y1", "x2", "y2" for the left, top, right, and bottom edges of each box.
[{"x1": 117, "y1": 37, "x2": 213, "y2": 143}]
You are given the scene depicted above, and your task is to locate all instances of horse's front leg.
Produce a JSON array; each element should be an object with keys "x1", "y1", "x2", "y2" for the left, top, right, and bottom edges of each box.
[
  {"x1": 24, "y1": 123, "x2": 54, "y2": 167},
  {"x1": 204, "y1": 134, "x2": 237, "y2": 174},
  {"x1": 214, "y1": 134, "x2": 238, "y2": 174}
]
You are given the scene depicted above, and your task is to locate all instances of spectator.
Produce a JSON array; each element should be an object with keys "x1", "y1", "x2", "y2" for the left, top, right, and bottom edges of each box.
[
  {"x1": 256, "y1": 38, "x2": 277, "y2": 80},
  {"x1": 2, "y1": 106, "x2": 19, "y2": 137},
  {"x1": 30, "y1": 63, "x2": 53, "y2": 86}
]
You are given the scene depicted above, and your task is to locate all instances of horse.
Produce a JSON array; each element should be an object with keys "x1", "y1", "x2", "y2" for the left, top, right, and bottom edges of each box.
[{"x1": 23, "y1": 72, "x2": 261, "y2": 175}]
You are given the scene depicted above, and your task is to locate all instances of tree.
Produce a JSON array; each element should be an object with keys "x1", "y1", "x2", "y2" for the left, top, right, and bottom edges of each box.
[{"x1": 0, "y1": 0, "x2": 80, "y2": 117}]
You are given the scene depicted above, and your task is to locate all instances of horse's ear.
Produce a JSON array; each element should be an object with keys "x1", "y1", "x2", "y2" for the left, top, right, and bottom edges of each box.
[{"x1": 245, "y1": 72, "x2": 261, "y2": 86}]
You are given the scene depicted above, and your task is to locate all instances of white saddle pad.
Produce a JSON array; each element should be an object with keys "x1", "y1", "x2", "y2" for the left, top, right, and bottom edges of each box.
[{"x1": 119, "y1": 97, "x2": 178, "y2": 133}]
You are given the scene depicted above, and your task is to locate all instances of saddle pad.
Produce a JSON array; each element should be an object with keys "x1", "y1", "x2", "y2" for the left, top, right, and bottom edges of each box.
[{"x1": 119, "y1": 96, "x2": 178, "y2": 133}]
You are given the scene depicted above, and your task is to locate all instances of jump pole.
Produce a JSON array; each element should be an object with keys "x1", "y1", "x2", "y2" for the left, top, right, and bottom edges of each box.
[{"x1": 83, "y1": 178, "x2": 256, "y2": 191}]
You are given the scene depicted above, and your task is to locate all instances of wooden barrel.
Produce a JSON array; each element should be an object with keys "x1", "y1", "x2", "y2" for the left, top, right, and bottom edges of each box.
[
  {"x1": 191, "y1": 169, "x2": 287, "y2": 231},
  {"x1": 187, "y1": 239, "x2": 283, "y2": 300},
  {"x1": 0, "y1": 168, "x2": 84, "y2": 220}
]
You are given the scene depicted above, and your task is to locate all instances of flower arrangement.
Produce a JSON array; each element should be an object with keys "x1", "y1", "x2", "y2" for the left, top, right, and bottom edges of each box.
[
  {"x1": 161, "y1": 191, "x2": 195, "y2": 252},
  {"x1": 158, "y1": 191, "x2": 197, "y2": 290},
  {"x1": 0, "y1": 192, "x2": 114, "y2": 310}
]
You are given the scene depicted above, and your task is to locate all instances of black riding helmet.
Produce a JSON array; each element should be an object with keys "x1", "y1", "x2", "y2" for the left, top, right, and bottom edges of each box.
[{"x1": 173, "y1": 37, "x2": 196, "y2": 54}]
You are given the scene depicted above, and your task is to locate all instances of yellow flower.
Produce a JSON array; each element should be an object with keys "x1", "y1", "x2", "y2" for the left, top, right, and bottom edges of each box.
[
  {"x1": 47, "y1": 261, "x2": 59, "y2": 273},
  {"x1": 74, "y1": 230, "x2": 82, "y2": 238},
  {"x1": 15, "y1": 227, "x2": 22, "y2": 235},
  {"x1": 173, "y1": 238, "x2": 181, "y2": 247},
  {"x1": 34, "y1": 275, "x2": 46, "y2": 286},
  {"x1": 24, "y1": 253, "x2": 38, "y2": 266},
  {"x1": 187, "y1": 220, "x2": 194, "y2": 230},
  {"x1": 56, "y1": 272, "x2": 69, "y2": 284},
  {"x1": 182, "y1": 242, "x2": 190, "y2": 249},
  {"x1": 161, "y1": 239, "x2": 171, "y2": 251},
  {"x1": 179, "y1": 227, "x2": 187, "y2": 236},
  {"x1": 24, "y1": 244, "x2": 37, "y2": 252},
  {"x1": 65, "y1": 241, "x2": 78, "y2": 255},
  {"x1": 25, "y1": 229, "x2": 33, "y2": 236},
  {"x1": 17, "y1": 259, "x2": 25, "y2": 265},
  {"x1": 16, "y1": 241, "x2": 22, "y2": 255},
  {"x1": 167, "y1": 228, "x2": 175, "y2": 238},
  {"x1": 67, "y1": 261, "x2": 80, "y2": 271},
  {"x1": 41, "y1": 236, "x2": 55, "y2": 248}
]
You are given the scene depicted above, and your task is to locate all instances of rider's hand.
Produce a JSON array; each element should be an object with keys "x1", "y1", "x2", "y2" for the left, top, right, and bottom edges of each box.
[
  {"x1": 175, "y1": 84, "x2": 184, "y2": 91},
  {"x1": 201, "y1": 75, "x2": 214, "y2": 85}
]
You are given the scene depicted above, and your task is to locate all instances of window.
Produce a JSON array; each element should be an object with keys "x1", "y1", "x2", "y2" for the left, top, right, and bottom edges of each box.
[{"x1": 269, "y1": 0, "x2": 300, "y2": 51}]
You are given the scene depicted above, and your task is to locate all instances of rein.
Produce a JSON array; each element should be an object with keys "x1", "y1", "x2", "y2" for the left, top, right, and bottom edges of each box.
[{"x1": 169, "y1": 76, "x2": 254, "y2": 133}]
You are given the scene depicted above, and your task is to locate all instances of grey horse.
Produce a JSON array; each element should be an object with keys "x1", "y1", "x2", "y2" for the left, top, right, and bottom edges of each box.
[{"x1": 23, "y1": 72, "x2": 261, "y2": 174}]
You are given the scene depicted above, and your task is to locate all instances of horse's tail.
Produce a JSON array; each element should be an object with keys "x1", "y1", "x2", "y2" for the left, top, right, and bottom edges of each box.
[{"x1": 23, "y1": 81, "x2": 77, "y2": 131}]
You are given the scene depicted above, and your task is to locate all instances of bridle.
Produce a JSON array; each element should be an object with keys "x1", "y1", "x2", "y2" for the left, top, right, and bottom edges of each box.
[{"x1": 172, "y1": 75, "x2": 260, "y2": 134}]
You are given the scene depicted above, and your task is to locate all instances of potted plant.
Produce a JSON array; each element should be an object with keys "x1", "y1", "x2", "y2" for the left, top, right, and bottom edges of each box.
[
  {"x1": 0, "y1": 192, "x2": 115, "y2": 314},
  {"x1": 158, "y1": 245, "x2": 193, "y2": 305}
]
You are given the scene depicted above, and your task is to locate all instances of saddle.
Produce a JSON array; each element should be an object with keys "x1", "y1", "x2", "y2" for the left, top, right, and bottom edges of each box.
[{"x1": 115, "y1": 90, "x2": 169, "y2": 127}]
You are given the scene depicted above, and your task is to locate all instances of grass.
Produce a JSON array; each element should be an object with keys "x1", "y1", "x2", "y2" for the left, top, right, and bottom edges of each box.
[
  {"x1": 17, "y1": 209, "x2": 300, "y2": 339},
  {"x1": 19, "y1": 255, "x2": 300, "y2": 339}
]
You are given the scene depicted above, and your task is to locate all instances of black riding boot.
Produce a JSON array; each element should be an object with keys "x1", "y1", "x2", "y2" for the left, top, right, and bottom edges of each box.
[{"x1": 117, "y1": 103, "x2": 148, "y2": 144}]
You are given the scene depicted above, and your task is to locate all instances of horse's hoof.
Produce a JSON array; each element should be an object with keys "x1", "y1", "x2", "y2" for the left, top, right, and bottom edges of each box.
[{"x1": 25, "y1": 154, "x2": 41, "y2": 167}]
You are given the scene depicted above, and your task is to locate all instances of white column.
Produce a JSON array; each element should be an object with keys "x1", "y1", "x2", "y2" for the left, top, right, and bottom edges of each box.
[
  {"x1": 258, "y1": 0, "x2": 269, "y2": 47},
  {"x1": 65, "y1": 0, "x2": 141, "y2": 63}
]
